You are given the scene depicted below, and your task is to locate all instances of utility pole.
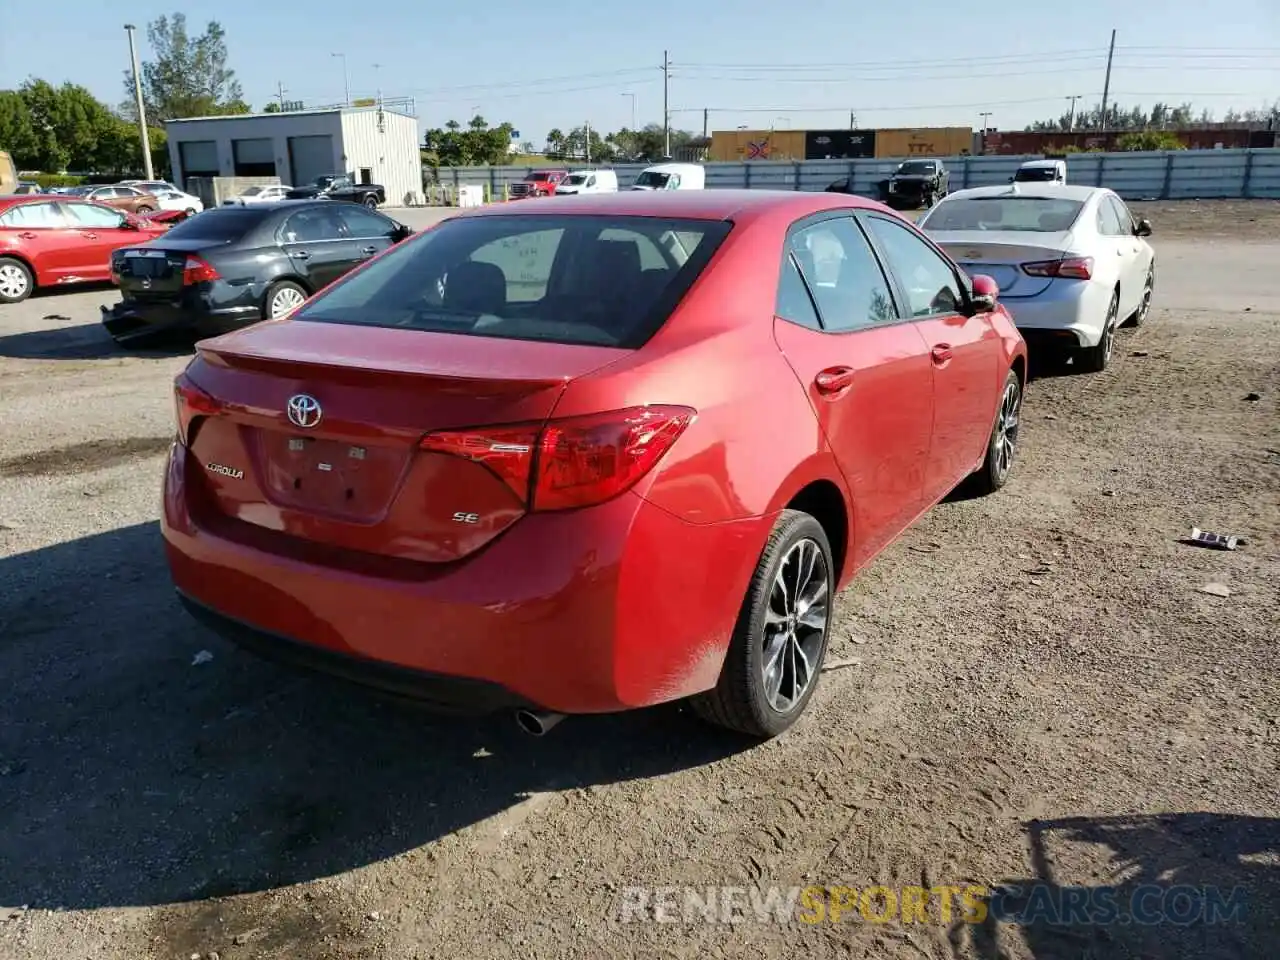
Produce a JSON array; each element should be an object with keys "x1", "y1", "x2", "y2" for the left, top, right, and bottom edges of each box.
[
  {"x1": 372, "y1": 63, "x2": 382, "y2": 106},
  {"x1": 1100, "y1": 29, "x2": 1116, "y2": 131},
  {"x1": 661, "y1": 49, "x2": 671, "y2": 159},
  {"x1": 585, "y1": 120, "x2": 591, "y2": 163},
  {"x1": 1066, "y1": 95, "x2": 1081, "y2": 131},
  {"x1": 702, "y1": 107, "x2": 708, "y2": 140},
  {"x1": 276, "y1": 81, "x2": 288, "y2": 110},
  {"x1": 850, "y1": 110, "x2": 857, "y2": 130},
  {"x1": 123, "y1": 24, "x2": 154, "y2": 180}
]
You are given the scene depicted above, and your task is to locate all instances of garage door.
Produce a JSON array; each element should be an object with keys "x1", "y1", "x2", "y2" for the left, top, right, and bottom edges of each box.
[
  {"x1": 232, "y1": 137, "x2": 275, "y2": 176},
  {"x1": 178, "y1": 140, "x2": 219, "y2": 188},
  {"x1": 288, "y1": 135, "x2": 335, "y2": 188}
]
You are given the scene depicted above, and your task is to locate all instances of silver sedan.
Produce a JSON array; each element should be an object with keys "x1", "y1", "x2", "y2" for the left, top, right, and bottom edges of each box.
[{"x1": 917, "y1": 183, "x2": 1156, "y2": 373}]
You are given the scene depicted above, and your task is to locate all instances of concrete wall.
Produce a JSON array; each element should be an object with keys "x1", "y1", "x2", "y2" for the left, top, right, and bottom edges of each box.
[
  {"x1": 185, "y1": 175, "x2": 282, "y2": 209},
  {"x1": 428, "y1": 148, "x2": 1280, "y2": 202}
]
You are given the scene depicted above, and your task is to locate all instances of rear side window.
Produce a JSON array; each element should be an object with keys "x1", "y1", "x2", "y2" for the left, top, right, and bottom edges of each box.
[
  {"x1": 159, "y1": 207, "x2": 264, "y2": 242},
  {"x1": 294, "y1": 214, "x2": 733, "y2": 348},
  {"x1": 0, "y1": 202, "x2": 66, "y2": 228}
]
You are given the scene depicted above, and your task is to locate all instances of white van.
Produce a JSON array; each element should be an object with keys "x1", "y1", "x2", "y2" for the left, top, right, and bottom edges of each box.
[
  {"x1": 1013, "y1": 159, "x2": 1067, "y2": 185},
  {"x1": 629, "y1": 162, "x2": 705, "y2": 191},
  {"x1": 554, "y1": 169, "x2": 618, "y2": 195}
]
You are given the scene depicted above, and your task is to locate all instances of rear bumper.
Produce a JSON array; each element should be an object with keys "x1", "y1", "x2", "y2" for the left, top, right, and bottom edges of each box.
[
  {"x1": 162, "y1": 441, "x2": 768, "y2": 715},
  {"x1": 178, "y1": 591, "x2": 532, "y2": 714},
  {"x1": 1003, "y1": 279, "x2": 1113, "y2": 349},
  {"x1": 100, "y1": 294, "x2": 261, "y2": 342}
]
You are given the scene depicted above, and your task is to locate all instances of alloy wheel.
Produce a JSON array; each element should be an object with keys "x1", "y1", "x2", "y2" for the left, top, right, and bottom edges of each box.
[
  {"x1": 270, "y1": 287, "x2": 306, "y2": 317},
  {"x1": 1138, "y1": 271, "x2": 1153, "y2": 323},
  {"x1": 761, "y1": 538, "x2": 830, "y2": 714},
  {"x1": 1103, "y1": 294, "x2": 1118, "y2": 364},
  {"x1": 0, "y1": 263, "x2": 30, "y2": 300},
  {"x1": 993, "y1": 379, "x2": 1021, "y2": 481}
]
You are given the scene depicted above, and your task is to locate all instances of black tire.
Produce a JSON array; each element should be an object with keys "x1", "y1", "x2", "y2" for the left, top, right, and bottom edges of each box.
[
  {"x1": 136, "y1": 205, "x2": 155, "y2": 214},
  {"x1": 363, "y1": 194, "x2": 379, "y2": 210},
  {"x1": 1076, "y1": 289, "x2": 1120, "y2": 373},
  {"x1": 0, "y1": 256, "x2": 35, "y2": 304},
  {"x1": 968, "y1": 369, "x2": 1023, "y2": 496},
  {"x1": 690, "y1": 509, "x2": 835, "y2": 738},
  {"x1": 184, "y1": 207, "x2": 197, "y2": 217},
  {"x1": 263, "y1": 280, "x2": 309, "y2": 319},
  {"x1": 1125, "y1": 263, "x2": 1155, "y2": 328}
]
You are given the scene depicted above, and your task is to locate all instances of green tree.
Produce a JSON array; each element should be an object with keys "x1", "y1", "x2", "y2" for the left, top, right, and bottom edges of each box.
[
  {"x1": 1114, "y1": 130, "x2": 1186, "y2": 151},
  {"x1": 423, "y1": 116, "x2": 517, "y2": 166},
  {"x1": 263, "y1": 102, "x2": 282, "y2": 113},
  {"x1": 0, "y1": 90, "x2": 41, "y2": 168},
  {"x1": 562, "y1": 124, "x2": 614, "y2": 162},
  {"x1": 123, "y1": 13, "x2": 249, "y2": 122}
]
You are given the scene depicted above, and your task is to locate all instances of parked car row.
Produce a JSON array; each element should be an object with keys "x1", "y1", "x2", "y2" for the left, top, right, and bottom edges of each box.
[
  {"x1": 508, "y1": 162, "x2": 708, "y2": 199},
  {"x1": 158, "y1": 188, "x2": 1063, "y2": 741}
]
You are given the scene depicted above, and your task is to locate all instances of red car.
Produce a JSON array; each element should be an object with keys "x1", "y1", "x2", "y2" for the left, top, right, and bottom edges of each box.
[
  {"x1": 0, "y1": 194, "x2": 167, "y2": 303},
  {"x1": 163, "y1": 190, "x2": 1026, "y2": 738}
]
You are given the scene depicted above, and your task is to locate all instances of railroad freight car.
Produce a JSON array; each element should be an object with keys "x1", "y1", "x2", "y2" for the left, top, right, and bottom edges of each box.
[
  {"x1": 873, "y1": 127, "x2": 974, "y2": 159},
  {"x1": 707, "y1": 129, "x2": 806, "y2": 162}
]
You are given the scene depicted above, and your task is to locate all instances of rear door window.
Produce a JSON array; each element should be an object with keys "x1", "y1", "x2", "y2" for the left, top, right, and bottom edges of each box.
[
  {"x1": 862, "y1": 215, "x2": 965, "y2": 318},
  {"x1": 62, "y1": 202, "x2": 126, "y2": 229},
  {"x1": 294, "y1": 214, "x2": 733, "y2": 348},
  {"x1": 0, "y1": 202, "x2": 67, "y2": 228}
]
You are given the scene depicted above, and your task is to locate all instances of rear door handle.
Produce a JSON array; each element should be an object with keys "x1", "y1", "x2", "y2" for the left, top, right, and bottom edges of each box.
[
  {"x1": 814, "y1": 366, "x2": 856, "y2": 394},
  {"x1": 291, "y1": 250, "x2": 311, "y2": 260},
  {"x1": 931, "y1": 344, "x2": 954, "y2": 365},
  {"x1": 18, "y1": 231, "x2": 37, "y2": 240},
  {"x1": 360, "y1": 245, "x2": 377, "y2": 256},
  {"x1": 80, "y1": 232, "x2": 98, "y2": 240}
]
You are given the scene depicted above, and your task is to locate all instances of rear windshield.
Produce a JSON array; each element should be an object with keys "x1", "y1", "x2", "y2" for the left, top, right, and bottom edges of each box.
[
  {"x1": 1014, "y1": 167, "x2": 1060, "y2": 182},
  {"x1": 633, "y1": 171, "x2": 671, "y2": 188},
  {"x1": 156, "y1": 207, "x2": 264, "y2": 241},
  {"x1": 294, "y1": 214, "x2": 733, "y2": 348},
  {"x1": 896, "y1": 161, "x2": 935, "y2": 175},
  {"x1": 920, "y1": 197, "x2": 1084, "y2": 232}
]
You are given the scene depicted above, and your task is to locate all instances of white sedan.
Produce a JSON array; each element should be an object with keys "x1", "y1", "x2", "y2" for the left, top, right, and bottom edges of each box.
[
  {"x1": 917, "y1": 183, "x2": 1155, "y2": 373},
  {"x1": 223, "y1": 184, "x2": 292, "y2": 206},
  {"x1": 151, "y1": 189, "x2": 205, "y2": 215}
]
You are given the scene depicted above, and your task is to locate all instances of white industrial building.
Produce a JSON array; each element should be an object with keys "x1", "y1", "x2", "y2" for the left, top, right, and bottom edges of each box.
[{"x1": 165, "y1": 105, "x2": 423, "y2": 206}]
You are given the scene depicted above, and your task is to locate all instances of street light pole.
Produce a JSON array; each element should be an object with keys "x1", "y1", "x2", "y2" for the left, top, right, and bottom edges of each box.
[
  {"x1": 331, "y1": 53, "x2": 350, "y2": 105},
  {"x1": 124, "y1": 24, "x2": 154, "y2": 180}
]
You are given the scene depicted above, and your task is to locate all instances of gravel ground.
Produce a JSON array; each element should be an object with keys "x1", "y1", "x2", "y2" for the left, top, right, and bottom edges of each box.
[{"x1": 1, "y1": 200, "x2": 1277, "y2": 960}]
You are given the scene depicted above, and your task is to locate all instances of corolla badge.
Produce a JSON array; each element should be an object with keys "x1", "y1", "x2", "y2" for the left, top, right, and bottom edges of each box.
[
  {"x1": 287, "y1": 393, "x2": 323, "y2": 429},
  {"x1": 206, "y1": 463, "x2": 244, "y2": 479}
]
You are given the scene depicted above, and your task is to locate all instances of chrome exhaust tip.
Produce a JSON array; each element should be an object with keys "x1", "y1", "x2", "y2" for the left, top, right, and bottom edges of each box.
[{"x1": 515, "y1": 709, "x2": 565, "y2": 737}]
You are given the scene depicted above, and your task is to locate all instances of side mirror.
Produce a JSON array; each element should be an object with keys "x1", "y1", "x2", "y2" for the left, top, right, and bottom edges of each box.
[
  {"x1": 390, "y1": 223, "x2": 413, "y2": 242},
  {"x1": 1134, "y1": 218, "x2": 1152, "y2": 237},
  {"x1": 969, "y1": 274, "x2": 999, "y2": 313}
]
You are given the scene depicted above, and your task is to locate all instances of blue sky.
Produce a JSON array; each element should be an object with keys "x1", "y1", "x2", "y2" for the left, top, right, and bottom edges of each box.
[{"x1": 2, "y1": 0, "x2": 1277, "y2": 143}]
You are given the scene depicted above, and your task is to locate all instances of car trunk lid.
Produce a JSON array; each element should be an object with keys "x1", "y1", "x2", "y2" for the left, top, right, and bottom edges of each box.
[
  {"x1": 180, "y1": 320, "x2": 630, "y2": 563},
  {"x1": 114, "y1": 238, "x2": 226, "y2": 299},
  {"x1": 931, "y1": 230, "x2": 1075, "y2": 298}
]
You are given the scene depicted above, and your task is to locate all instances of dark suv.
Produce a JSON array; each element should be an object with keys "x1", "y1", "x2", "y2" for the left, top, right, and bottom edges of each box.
[{"x1": 881, "y1": 159, "x2": 949, "y2": 210}]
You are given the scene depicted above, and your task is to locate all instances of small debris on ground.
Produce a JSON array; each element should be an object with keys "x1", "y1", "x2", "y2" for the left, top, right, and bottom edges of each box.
[
  {"x1": 823, "y1": 656, "x2": 863, "y2": 673},
  {"x1": 191, "y1": 650, "x2": 214, "y2": 666},
  {"x1": 1243, "y1": 392, "x2": 1260, "y2": 402},
  {"x1": 1200, "y1": 583, "x2": 1232, "y2": 598},
  {"x1": 909, "y1": 542, "x2": 941, "y2": 554},
  {"x1": 367, "y1": 911, "x2": 381, "y2": 922},
  {"x1": 1185, "y1": 527, "x2": 1241, "y2": 551},
  {"x1": 847, "y1": 634, "x2": 867, "y2": 645},
  {"x1": 1131, "y1": 351, "x2": 1150, "y2": 358},
  {"x1": 1044, "y1": 413, "x2": 1058, "y2": 420}
]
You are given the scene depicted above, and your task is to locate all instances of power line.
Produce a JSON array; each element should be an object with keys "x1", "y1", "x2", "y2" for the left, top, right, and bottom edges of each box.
[{"x1": 668, "y1": 91, "x2": 1260, "y2": 115}]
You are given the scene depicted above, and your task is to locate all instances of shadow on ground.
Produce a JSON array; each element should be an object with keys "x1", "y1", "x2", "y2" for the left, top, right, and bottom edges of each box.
[
  {"x1": 953, "y1": 813, "x2": 1280, "y2": 959},
  {"x1": 0, "y1": 312, "x2": 193, "y2": 360},
  {"x1": 0, "y1": 522, "x2": 751, "y2": 910}
]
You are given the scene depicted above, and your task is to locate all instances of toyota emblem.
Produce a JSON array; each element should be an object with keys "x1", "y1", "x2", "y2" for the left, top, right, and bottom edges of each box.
[{"x1": 287, "y1": 393, "x2": 322, "y2": 429}]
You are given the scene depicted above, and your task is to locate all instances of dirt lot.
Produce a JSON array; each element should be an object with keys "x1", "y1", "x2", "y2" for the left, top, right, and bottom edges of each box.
[{"x1": 1, "y1": 200, "x2": 1277, "y2": 960}]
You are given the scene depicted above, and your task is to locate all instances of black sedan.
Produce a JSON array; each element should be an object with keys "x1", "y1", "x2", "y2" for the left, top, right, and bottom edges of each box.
[{"x1": 100, "y1": 199, "x2": 412, "y2": 345}]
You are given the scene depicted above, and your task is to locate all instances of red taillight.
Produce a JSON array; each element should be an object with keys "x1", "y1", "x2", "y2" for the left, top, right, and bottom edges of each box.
[
  {"x1": 419, "y1": 405, "x2": 696, "y2": 512},
  {"x1": 1022, "y1": 256, "x2": 1093, "y2": 280},
  {"x1": 183, "y1": 255, "x2": 220, "y2": 285},
  {"x1": 173, "y1": 373, "x2": 223, "y2": 444}
]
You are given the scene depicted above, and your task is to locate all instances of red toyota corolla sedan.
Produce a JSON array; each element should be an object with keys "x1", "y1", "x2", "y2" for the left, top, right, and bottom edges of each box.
[{"x1": 163, "y1": 189, "x2": 1026, "y2": 738}]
